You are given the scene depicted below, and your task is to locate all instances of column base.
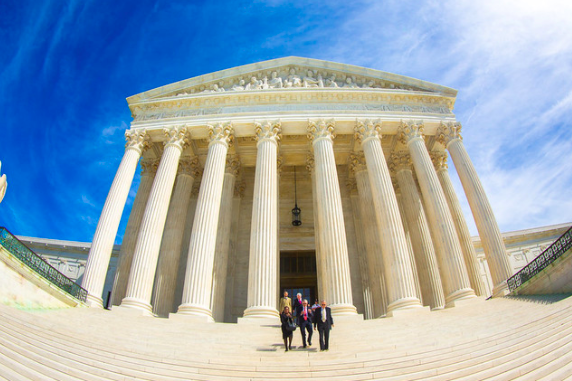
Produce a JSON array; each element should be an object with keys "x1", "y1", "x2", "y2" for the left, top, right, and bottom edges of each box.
[
  {"x1": 492, "y1": 280, "x2": 510, "y2": 298},
  {"x1": 86, "y1": 294, "x2": 104, "y2": 309},
  {"x1": 119, "y1": 297, "x2": 153, "y2": 316},
  {"x1": 445, "y1": 288, "x2": 477, "y2": 307},
  {"x1": 330, "y1": 303, "x2": 358, "y2": 316},
  {"x1": 242, "y1": 306, "x2": 279, "y2": 319},
  {"x1": 177, "y1": 303, "x2": 214, "y2": 321},
  {"x1": 387, "y1": 296, "x2": 422, "y2": 315}
]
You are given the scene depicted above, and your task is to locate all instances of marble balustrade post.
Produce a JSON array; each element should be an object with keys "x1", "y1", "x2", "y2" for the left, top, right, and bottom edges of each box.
[
  {"x1": 111, "y1": 159, "x2": 157, "y2": 306},
  {"x1": 399, "y1": 121, "x2": 475, "y2": 306},
  {"x1": 354, "y1": 120, "x2": 421, "y2": 314},
  {"x1": 244, "y1": 121, "x2": 281, "y2": 319},
  {"x1": 307, "y1": 120, "x2": 357, "y2": 316},
  {"x1": 152, "y1": 156, "x2": 201, "y2": 317},
  {"x1": 431, "y1": 150, "x2": 486, "y2": 296},
  {"x1": 437, "y1": 122, "x2": 512, "y2": 296},
  {"x1": 211, "y1": 155, "x2": 240, "y2": 322},
  {"x1": 350, "y1": 152, "x2": 387, "y2": 318},
  {"x1": 306, "y1": 154, "x2": 327, "y2": 303},
  {"x1": 82, "y1": 130, "x2": 149, "y2": 308},
  {"x1": 120, "y1": 126, "x2": 189, "y2": 314},
  {"x1": 178, "y1": 123, "x2": 234, "y2": 320},
  {"x1": 390, "y1": 152, "x2": 445, "y2": 310}
]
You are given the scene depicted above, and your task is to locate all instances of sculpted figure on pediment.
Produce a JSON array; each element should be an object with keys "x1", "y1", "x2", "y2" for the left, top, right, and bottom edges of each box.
[
  {"x1": 284, "y1": 68, "x2": 302, "y2": 88},
  {"x1": 303, "y1": 70, "x2": 322, "y2": 87},
  {"x1": 231, "y1": 79, "x2": 246, "y2": 91},
  {"x1": 246, "y1": 76, "x2": 261, "y2": 90},
  {"x1": 343, "y1": 76, "x2": 358, "y2": 88},
  {"x1": 266, "y1": 71, "x2": 283, "y2": 89},
  {"x1": 325, "y1": 74, "x2": 339, "y2": 87},
  {"x1": 362, "y1": 80, "x2": 375, "y2": 89}
]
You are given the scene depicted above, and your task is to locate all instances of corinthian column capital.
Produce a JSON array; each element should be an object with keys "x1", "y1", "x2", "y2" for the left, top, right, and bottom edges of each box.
[
  {"x1": 398, "y1": 120, "x2": 425, "y2": 144},
  {"x1": 234, "y1": 180, "x2": 245, "y2": 198},
  {"x1": 354, "y1": 119, "x2": 382, "y2": 144},
  {"x1": 208, "y1": 122, "x2": 234, "y2": 147},
  {"x1": 437, "y1": 121, "x2": 463, "y2": 147},
  {"x1": 225, "y1": 155, "x2": 241, "y2": 176},
  {"x1": 307, "y1": 119, "x2": 335, "y2": 143},
  {"x1": 389, "y1": 151, "x2": 413, "y2": 173},
  {"x1": 430, "y1": 150, "x2": 448, "y2": 171},
  {"x1": 179, "y1": 156, "x2": 201, "y2": 177},
  {"x1": 346, "y1": 176, "x2": 358, "y2": 194},
  {"x1": 163, "y1": 126, "x2": 189, "y2": 151},
  {"x1": 140, "y1": 159, "x2": 159, "y2": 176},
  {"x1": 254, "y1": 120, "x2": 282, "y2": 144},
  {"x1": 305, "y1": 153, "x2": 315, "y2": 175},
  {"x1": 125, "y1": 129, "x2": 150, "y2": 154},
  {"x1": 348, "y1": 151, "x2": 367, "y2": 174}
]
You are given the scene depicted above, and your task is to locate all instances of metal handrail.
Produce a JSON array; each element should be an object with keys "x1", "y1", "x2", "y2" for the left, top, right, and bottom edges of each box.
[
  {"x1": 0, "y1": 227, "x2": 88, "y2": 302},
  {"x1": 507, "y1": 226, "x2": 572, "y2": 292}
]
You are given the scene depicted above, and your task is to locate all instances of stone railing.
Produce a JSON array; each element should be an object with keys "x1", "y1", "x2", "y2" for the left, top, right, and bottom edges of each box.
[
  {"x1": 507, "y1": 226, "x2": 572, "y2": 292},
  {"x1": 0, "y1": 227, "x2": 88, "y2": 302}
]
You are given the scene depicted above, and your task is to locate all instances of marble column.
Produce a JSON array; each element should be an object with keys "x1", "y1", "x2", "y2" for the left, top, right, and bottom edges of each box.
[
  {"x1": 211, "y1": 155, "x2": 240, "y2": 322},
  {"x1": 120, "y1": 126, "x2": 189, "y2": 314},
  {"x1": 178, "y1": 123, "x2": 233, "y2": 319},
  {"x1": 152, "y1": 156, "x2": 201, "y2": 317},
  {"x1": 307, "y1": 120, "x2": 357, "y2": 316},
  {"x1": 399, "y1": 121, "x2": 475, "y2": 305},
  {"x1": 354, "y1": 120, "x2": 421, "y2": 314},
  {"x1": 431, "y1": 150, "x2": 486, "y2": 296},
  {"x1": 306, "y1": 154, "x2": 327, "y2": 303},
  {"x1": 437, "y1": 122, "x2": 512, "y2": 296},
  {"x1": 390, "y1": 152, "x2": 445, "y2": 310},
  {"x1": 244, "y1": 121, "x2": 281, "y2": 319},
  {"x1": 82, "y1": 129, "x2": 149, "y2": 308},
  {"x1": 347, "y1": 179, "x2": 374, "y2": 319},
  {"x1": 349, "y1": 152, "x2": 387, "y2": 317},
  {"x1": 111, "y1": 159, "x2": 158, "y2": 306}
]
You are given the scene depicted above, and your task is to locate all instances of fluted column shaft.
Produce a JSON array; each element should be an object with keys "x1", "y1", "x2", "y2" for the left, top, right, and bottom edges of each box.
[
  {"x1": 120, "y1": 127, "x2": 189, "y2": 314},
  {"x1": 211, "y1": 157, "x2": 239, "y2": 321},
  {"x1": 308, "y1": 121, "x2": 357, "y2": 316},
  {"x1": 111, "y1": 160, "x2": 157, "y2": 306},
  {"x1": 244, "y1": 122, "x2": 281, "y2": 318},
  {"x1": 438, "y1": 122, "x2": 512, "y2": 296},
  {"x1": 400, "y1": 121, "x2": 475, "y2": 305},
  {"x1": 82, "y1": 130, "x2": 148, "y2": 308},
  {"x1": 351, "y1": 159, "x2": 386, "y2": 318},
  {"x1": 307, "y1": 155, "x2": 327, "y2": 303},
  {"x1": 432, "y1": 151, "x2": 486, "y2": 296},
  {"x1": 392, "y1": 156, "x2": 445, "y2": 310},
  {"x1": 354, "y1": 121, "x2": 421, "y2": 313},
  {"x1": 178, "y1": 123, "x2": 233, "y2": 319},
  {"x1": 152, "y1": 157, "x2": 200, "y2": 317}
]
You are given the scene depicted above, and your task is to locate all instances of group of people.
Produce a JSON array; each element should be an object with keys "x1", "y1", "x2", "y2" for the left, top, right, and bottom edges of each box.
[{"x1": 279, "y1": 291, "x2": 334, "y2": 352}]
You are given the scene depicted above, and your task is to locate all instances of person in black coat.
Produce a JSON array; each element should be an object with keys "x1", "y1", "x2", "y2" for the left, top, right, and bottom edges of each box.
[
  {"x1": 313, "y1": 300, "x2": 334, "y2": 351},
  {"x1": 292, "y1": 292, "x2": 303, "y2": 317},
  {"x1": 296, "y1": 299, "x2": 313, "y2": 348},
  {"x1": 280, "y1": 306, "x2": 295, "y2": 351}
]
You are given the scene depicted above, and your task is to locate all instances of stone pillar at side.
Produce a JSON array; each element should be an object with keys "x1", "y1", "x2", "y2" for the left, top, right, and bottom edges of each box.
[
  {"x1": 120, "y1": 126, "x2": 189, "y2": 314},
  {"x1": 437, "y1": 122, "x2": 512, "y2": 297},
  {"x1": 308, "y1": 120, "x2": 357, "y2": 316},
  {"x1": 244, "y1": 121, "x2": 281, "y2": 319},
  {"x1": 82, "y1": 129, "x2": 149, "y2": 308},
  {"x1": 354, "y1": 120, "x2": 421, "y2": 314},
  {"x1": 178, "y1": 123, "x2": 233, "y2": 320}
]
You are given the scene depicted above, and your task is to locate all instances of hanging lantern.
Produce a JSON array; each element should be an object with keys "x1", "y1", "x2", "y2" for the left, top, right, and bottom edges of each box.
[{"x1": 292, "y1": 167, "x2": 302, "y2": 226}]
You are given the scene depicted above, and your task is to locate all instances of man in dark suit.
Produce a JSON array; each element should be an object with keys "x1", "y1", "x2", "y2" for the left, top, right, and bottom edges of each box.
[
  {"x1": 293, "y1": 292, "x2": 303, "y2": 318},
  {"x1": 313, "y1": 300, "x2": 334, "y2": 351},
  {"x1": 297, "y1": 299, "x2": 313, "y2": 348}
]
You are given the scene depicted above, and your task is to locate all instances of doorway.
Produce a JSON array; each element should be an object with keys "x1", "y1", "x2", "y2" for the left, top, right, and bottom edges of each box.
[{"x1": 280, "y1": 250, "x2": 318, "y2": 304}]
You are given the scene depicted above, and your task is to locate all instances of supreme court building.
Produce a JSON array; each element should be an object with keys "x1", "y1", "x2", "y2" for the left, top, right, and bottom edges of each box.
[{"x1": 80, "y1": 57, "x2": 513, "y2": 322}]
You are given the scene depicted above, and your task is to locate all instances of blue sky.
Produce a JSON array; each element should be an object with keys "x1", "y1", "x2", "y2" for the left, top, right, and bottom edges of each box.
[{"x1": 1, "y1": 0, "x2": 571, "y2": 244}]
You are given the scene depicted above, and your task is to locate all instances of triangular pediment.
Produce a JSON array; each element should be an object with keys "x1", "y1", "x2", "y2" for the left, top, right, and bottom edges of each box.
[{"x1": 127, "y1": 57, "x2": 457, "y2": 105}]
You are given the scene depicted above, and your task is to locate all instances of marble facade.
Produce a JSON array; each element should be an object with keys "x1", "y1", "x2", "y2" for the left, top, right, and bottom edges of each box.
[{"x1": 80, "y1": 57, "x2": 516, "y2": 321}]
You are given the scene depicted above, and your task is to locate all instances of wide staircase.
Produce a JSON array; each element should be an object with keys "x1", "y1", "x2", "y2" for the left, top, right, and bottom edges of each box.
[{"x1": 1, "y1": 294, "x2": 572, "y2": 380}]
